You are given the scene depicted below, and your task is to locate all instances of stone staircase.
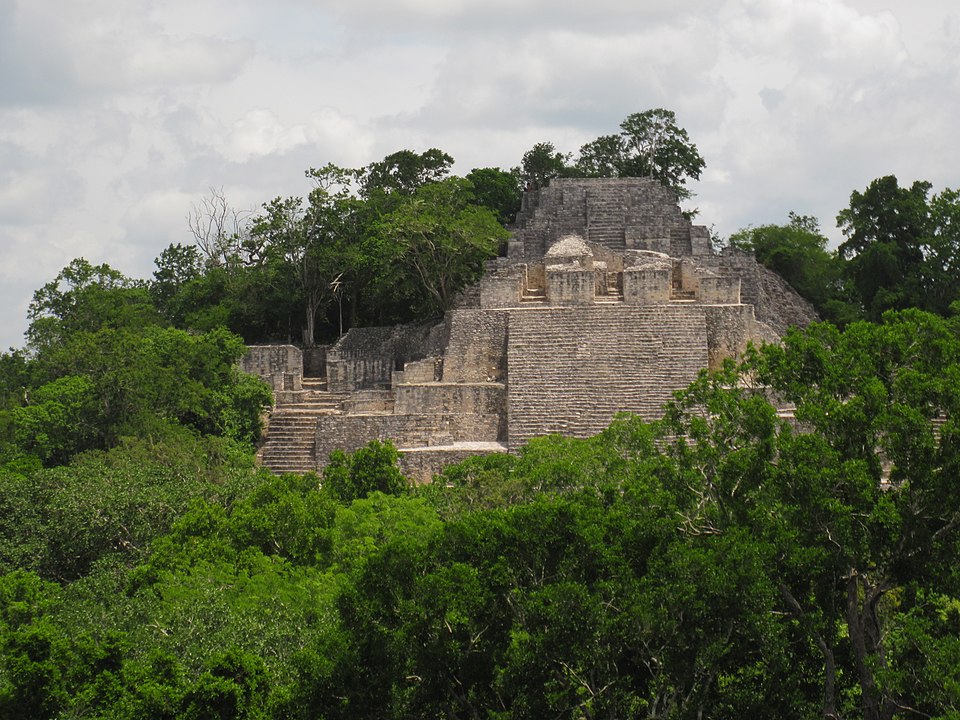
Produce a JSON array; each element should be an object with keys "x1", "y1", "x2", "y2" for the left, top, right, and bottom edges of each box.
[
  {"x1": 520, "y1": 286, "x2": 546, "y2": 304},
  {"x1": 258, "y1": 385, "x2": 348, "y2": 475},
  {"x1": 511, "y1": 178, "x2": 700, "y2": 263},
  {"x1": 595, "y1": 272, "x2": 623, "y2": 303},
  {"x1": 587, "y1": 189, "x2": 627, "y2": 250},
  {"x1": 506, "y1": 305, "x2": 708, "y2": 449}
]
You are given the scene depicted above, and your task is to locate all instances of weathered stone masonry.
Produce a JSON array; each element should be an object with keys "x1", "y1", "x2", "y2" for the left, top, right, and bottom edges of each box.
[{"x1": 242, "y1": 177, "x2": 817, "y2": 481}]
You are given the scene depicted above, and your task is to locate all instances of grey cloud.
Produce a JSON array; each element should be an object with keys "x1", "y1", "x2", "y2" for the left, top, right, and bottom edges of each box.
[
  {"x1": 3, "y1": 0, "x2": 960, "y2": 351},
  {"x1": 319, "y1": 0, "x2": 718, "y2": 39},
  {"x1": 0, "y1": 1, "x2": 254, "y2": 108}
]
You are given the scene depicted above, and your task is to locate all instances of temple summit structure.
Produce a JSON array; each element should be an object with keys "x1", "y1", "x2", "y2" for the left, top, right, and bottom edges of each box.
[{"x1": 242, "y1": 177, "x2": 817, "y2": 480}]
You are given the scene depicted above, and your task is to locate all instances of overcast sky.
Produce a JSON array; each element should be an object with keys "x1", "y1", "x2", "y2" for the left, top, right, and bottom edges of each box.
[{"x1": 2, "y1": 0, "x2": 958, "y2": 350}]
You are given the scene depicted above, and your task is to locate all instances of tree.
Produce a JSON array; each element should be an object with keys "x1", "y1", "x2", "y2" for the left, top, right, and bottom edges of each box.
[
  {"x1": 515, "y1": 142, "x2": 572, "y2": 191},
  {"x1": 241, "y1": 167, "x2": 357, "y2": 346},
  {"x1": 574, "y1": 133, "x2": 627, "y2": 178},
  {"x1": 361, "y1": 149, "x2": 453, "y2": 199},
  {"x1": 569, "y1": 109, "x2": 706, "y2": 201},
  {"x1": 323, "y1": 440, "x2": 407, "y2": 504},
  {"x1": 729, "y1": 212, "x2": 855, "y2": 324},
  {"x1": 187, "y1": 188, "x2": 251, "y2": 269},
  {"x1": 12, "y1": 261, "x2": 271, "y2": 464},
  {"x1": 921, "y1": 186, "x2": 960, "y2": 315},
  {"x1": 464, "y1": 167, "x2": 522, "y2": 226},
  {"x1": 617, "y1": 109, "x2": 705, "y2": 200},
  {"x1": 11, "y1": 376, "x2": 99, "y2": 465},
  {"x1": 302, "y1": 164, "x2": 365, "y2": 343},
  {"x1": 743, "y1": 311, "x2": 960, "y2": 719},
  {"x1": 374, "y1": 177, "x2": 508, "y2": 317},
  {"x1": 150, "y1": 244, "x2": 206, "y2": 327},
  {"x1": 836, "y1": 175, "x2": 931, "y2": 319},
  {"x1": 26, "y1": 259, "x2": 160, "y2": 354}
]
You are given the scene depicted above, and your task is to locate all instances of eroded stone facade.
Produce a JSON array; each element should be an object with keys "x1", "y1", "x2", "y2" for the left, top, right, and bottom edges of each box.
[{"x1": 246, "y1": 178, "x2": 817, "y2": 480}]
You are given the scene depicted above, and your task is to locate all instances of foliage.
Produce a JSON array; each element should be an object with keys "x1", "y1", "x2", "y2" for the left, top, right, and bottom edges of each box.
[
  {"x1": 8, "y1": 260, "x2": 272, "y2": 466},
  {"x1": 515, "y1": 141, "x2": 573, "y2": 191},
  {"x1": 519, "y1": 110, "x2": 705, "y2": 202},
  {"x1": 151, "y1": 243, "x2": 206, "y2": 327},
  {"x1": 835, "y1": 175, "x2": 960, "y2": 321},
  {"x1": 0, "y1": 426, "x2": 262, "y2": 581},
  {"x1": 10, "y1": 136, "x2": 960, "y2": 719},
  {"x1": 11, "y1": 375, "x2": 99, "y2": 465},
  {"x1": 573, "y1": 109, "x2": 706, "y2": 201},
  {"x1": 5, "y1": 310, "x2": 960, "y2": 717},
  {"x1": 361, "y1": 148, "x2": 454, "y2": 198},
  {"x1": 323, "y1": 440, "x2": 408, "y2": 504},
  {"x1": 464, "y1": 167, "x2": 522, "y2": 226},
  {"x1": 371, "y1": 177, "x2": 508, "y2": 318},
  {"x1": 837, "y1": 175, "x2": 931, "y2": 320},
  {"x1": 729, "y1": 212, "x2": 857, "y2": 325},
  {"x1": 26, "y1": 258, "x2": 161, "y2": 355},
  {"x1": 618, "y1": 109, "x2": 705, "y2": 198}
]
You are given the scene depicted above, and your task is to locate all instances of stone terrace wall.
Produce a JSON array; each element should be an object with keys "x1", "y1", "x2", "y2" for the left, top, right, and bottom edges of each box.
[
  {"x1": 240, "y1": 345, "x2": 302, "y2": 393},
  {"x1": 315, "y1": 411, "x2": 501, "y2": 462},
  {"x1": 506, "y1": 305, "x2": 708, "y2": 449},
  {"x1": 399, "y1": 445, "x2": 507, "y2": 483},
  {"x1": 440, "y1": 309, "x2": 508, "y2": 383},
  {"x1": 327, "y1": 322, "x2": 447, "y2": 392},
  {"x1": 703, "y1": 305, "x2": 775, "y2": 370},
  {"x1": 512, "y1": 183, "x2": 588, "y2": 260}
]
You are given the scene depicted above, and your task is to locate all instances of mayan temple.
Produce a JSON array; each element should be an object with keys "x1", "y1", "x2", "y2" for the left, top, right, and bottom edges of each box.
[{"x1": 242, "y1": 177, "x2": 817, "y2": 480}]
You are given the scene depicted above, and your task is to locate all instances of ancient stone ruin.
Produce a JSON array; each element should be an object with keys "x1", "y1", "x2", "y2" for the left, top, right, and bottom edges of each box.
[{"x1": 242, "y1": 177, "x2": 817, "y2": 481}]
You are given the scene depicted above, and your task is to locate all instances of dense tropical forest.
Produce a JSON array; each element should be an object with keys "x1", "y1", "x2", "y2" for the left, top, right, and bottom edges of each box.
[{"x1": 3, "y1": 110, "x2": 960, "y2": 718}]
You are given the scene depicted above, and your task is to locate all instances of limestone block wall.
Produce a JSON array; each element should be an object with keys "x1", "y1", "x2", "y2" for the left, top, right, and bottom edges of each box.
[
  {"x1": 450, "y1": 281, "x2": 482, "y2": 310},
  {"x1": 623, "y1": 268, "x2": 671, "y2": 304},
  {"x1": 754, "y1": 265, "x2": 819, "y2": 335},
  {"x1": 525, "y1": 263, "x2": 546, "y2": 290},
  {"x1": 699, "y1": 276, "x2": 741, "y2": 304},
  {"x1": 706, "y1": 249, "x2": 818, "y2": 334},
  {"x1": 669, "y1": 227, "x2": 695, "y2": 257},
  {"x1": 326, "y1": 322, "x2": 446, "y2": 392},
  {"x1": 546, "y1": 268, "x2": 595, "y2": 304},
  {"x1": 514, "y1": 178, "x2": 699, "y2": 262},
  {"x1": 679, "y1": 258, "x2": 701, "y2": 294},
  {"x1": 506, "y1": 305, "x2": 708, "y2": 449},
  {"x1": 394, "y1": 383, "x2": 505, "y2": 421},
  {"x1": 392, "y1": 358, "x2": 438, "y2": 385},
  {"x1": 399, "y1": 445, "x2": 507, "y2": 484},
  {"x1": 440, "y1": 309, "x2": 508, "y2": 383},
  {"x1": 690, "y1": 226, "x2": 712, "y2": 255},
  {"x1": 342, "y1": 390, "x2": 395, "y2": 413},
  {"x1": 327, "y1": 353, "x2": 393, "y2": 392},
  {"x1": 511, "y1": 183, "x2": 588, "y2": 260},
  {"x1": 588, "y1": 244, "x2": 626, "y2": 272},
  {"x1": 626, "y1": 231, "x2": 671, "y2": 254},
  {"x1": 240, "y1": 345, "x2": 302, "y2": 393},
  {"x1": 703, "y1": 305, "x2": 775, "y2": 370},
  {"x1": 480, "y1": 267, "x2": 524, "y2": 308},
  {"x1": 713, "y1": 250, "x2": 760, "y2": 307},
  {"x1": 315, "y1": 412, "x2": 501, "y2": 462}
]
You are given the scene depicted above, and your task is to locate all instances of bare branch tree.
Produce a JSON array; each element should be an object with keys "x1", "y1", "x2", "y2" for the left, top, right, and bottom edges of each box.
[{"x1": 187, "y1": 187, "x2": 252, "y2": 268}]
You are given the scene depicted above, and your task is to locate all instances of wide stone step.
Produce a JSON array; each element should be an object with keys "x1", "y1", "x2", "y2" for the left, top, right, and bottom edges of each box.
[{"x1": 276, "y1": 405, "x2": 342, "y2": 413}]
